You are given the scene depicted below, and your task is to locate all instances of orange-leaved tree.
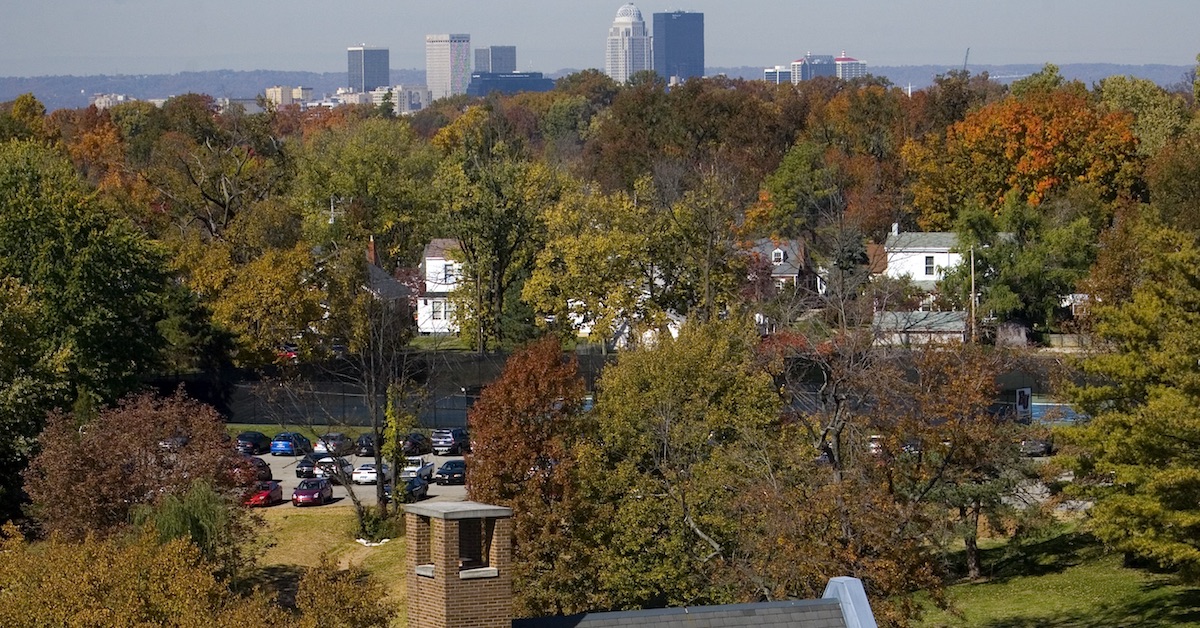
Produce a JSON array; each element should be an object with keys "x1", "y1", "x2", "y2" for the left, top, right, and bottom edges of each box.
[
  {"x1": 466, "y1": 336, "x2": 597, "y2": 616},
  {"x1": 904, "y1": 88, "x2": 1141, "y2": 230}
]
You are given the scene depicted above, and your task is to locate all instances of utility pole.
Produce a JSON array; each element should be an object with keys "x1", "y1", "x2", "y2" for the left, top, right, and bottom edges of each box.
[{"x1": 970, "y1": 246, "x2": 977, "y2": 343}]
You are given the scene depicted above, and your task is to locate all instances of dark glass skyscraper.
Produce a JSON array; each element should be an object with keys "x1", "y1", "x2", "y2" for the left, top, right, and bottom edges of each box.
[
  {"x1": 347, "y1": 46, "x2": 390, "y2": 92},
  {"x1": 652, "y1": 11, "x2": 704, "y2": 82}
]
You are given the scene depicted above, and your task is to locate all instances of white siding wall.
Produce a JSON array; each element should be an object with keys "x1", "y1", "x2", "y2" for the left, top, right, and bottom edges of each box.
[
  {"x1": 417, "y1": 257, "x2": 460, "y2": 334},
  {"x1": 885, "y1": 249, "x2": 962, "y2": 283}
]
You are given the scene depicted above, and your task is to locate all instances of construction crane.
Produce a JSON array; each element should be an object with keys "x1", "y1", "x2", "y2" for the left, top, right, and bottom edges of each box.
[{"x1": 962, "y1": 48, "x2": 970, "y2": 73}]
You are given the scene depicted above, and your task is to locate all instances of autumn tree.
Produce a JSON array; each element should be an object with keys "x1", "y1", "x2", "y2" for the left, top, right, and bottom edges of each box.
[
  {"x1": 875, "y1": 345, "x2": 1030, "y2": 580},
  {"x1": 904, "y1": 88, "x2": 1142, "y2": 230},
  {"x1": 1145, "y1": 131, "x2": 1200, "y2": 234},
  {"x1": 294, "y1": 555, "x2": 397, "y2": 628},
  {"x1": 0, "y1": 525, "x2": 284, "y2": 628},
  {"x1": 466, "y1": 337, "x2": 597, "y2": 616},
  {"x1": 291, "y1": 117, "x2": 438, "y2": 266},
  {"x1": 434, "y1": 105, "x2": 562, "y2": 351},
  {"x1": 1098, "y1": 75, "x2": 1190, "y2": 157},
  {"x1": 940, "y1": 190, "x2": 1100, "y2": 331},
  {"x1": 1068, "y1": 221, "x2": 1200, "y2": 578},
  {"x1": 582, "y1": 319, "x2": 781, "y2": 608},
  {"x1": 0, "y1": 278, "x2": 65, "y2": 519},
  {"x1": 0, "y1": 140, "x2": 169, "y2": 407},
  {"x1": 523, "y1": 180, "x2": 671, "y2": 349},
  {"x1": 146, "y1": 95, "x2": 289, "y2": 242},
  {"x1": 0, "y1": 93, "x2": 47, "y2": 142},
  {"x1": 24, "y1": 390, "x2": 249, "y2": 539}
]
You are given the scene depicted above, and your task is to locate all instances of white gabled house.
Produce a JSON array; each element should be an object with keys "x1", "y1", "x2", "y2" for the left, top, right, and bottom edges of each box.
[
  {"x1": 418, "y1": 238, "x2": 461, "y2": 335},
  {"x1": 882, "y1": 226, "x2": 961, "y2": 291}
]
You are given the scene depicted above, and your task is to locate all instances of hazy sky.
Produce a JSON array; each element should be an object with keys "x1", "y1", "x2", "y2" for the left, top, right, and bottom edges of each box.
[{"x1": 3, "y1": 1, "x2": 1197, "y2": 77}]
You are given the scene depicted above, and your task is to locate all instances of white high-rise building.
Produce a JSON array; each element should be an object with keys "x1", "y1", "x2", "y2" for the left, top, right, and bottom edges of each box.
[
  {"x1": 426, "y1": 34, "x2": 472, "y2": 101},
  {"x1": 605, "y1": 3, "x2": 652, "y2": 84},
  {"x1": 835, "y1": 51, "x2": 868, "y2": 80}
]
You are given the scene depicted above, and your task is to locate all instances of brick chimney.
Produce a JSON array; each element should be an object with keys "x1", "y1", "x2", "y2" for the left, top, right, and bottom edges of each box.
[{"x1": 404, "y1": 501, "x2": 514, "y2": 628}]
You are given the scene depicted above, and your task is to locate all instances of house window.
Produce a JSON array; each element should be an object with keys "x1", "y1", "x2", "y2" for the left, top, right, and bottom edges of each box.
[
  {"x1": 432, "y1": 300, "x2": 444, "y2": 320},
  {"x1": 443, "y1": 264, "x2": 457, "y2": 283},
  {"x1": 924, "y1": 256, "x2": 935, "y2": 276},
  {"x1": 772, "y1": 249, "x2": 785, "y2": 264}
]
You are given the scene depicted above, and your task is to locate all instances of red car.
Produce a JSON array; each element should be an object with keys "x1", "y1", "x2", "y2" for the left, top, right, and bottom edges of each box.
[
  {"x1": 292, "y1": 478, "x2": 334, "y2": 506},
  {"x1": 244, "y1": 480, "x2": 282, "y2": 507}
]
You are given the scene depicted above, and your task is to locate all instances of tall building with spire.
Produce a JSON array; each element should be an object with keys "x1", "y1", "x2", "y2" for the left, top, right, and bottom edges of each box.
[
  {"x1": 605, "y1": 3, "x2": 652, "y2": 84},
  {"x1": 426, "y1": 34, "x2": 472, "y2": 101}
]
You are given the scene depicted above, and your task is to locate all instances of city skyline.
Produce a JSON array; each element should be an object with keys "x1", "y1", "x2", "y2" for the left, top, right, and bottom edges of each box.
[{"x1": 3, "y1": 1, "x2": 1199, "y2": 78}]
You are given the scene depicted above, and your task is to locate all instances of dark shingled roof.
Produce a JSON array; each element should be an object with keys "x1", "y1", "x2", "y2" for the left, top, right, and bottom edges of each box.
[{"x1": 513, "y1": 599, "x2": 847, "y2": 628}]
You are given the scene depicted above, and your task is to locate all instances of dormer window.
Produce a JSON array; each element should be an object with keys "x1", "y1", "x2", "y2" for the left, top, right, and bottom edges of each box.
[
  {"x1": 772, "y1": 248, "x2": 786, "y2": 265},
  {"x1": 443, "y1": 263, "x2": 457, "y2": 283}
]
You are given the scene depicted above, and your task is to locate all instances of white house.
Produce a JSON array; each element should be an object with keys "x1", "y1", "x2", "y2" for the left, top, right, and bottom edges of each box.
[
  {"x1": 418, "y1": 239, "x2": 461, "y2": 335},
  {"x1": 882, "y1": 228, "x2": 961, "y2": 291}
]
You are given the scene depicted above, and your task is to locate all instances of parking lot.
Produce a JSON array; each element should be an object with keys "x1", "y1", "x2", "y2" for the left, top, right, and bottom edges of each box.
[{"x1": 256, "y1": 450, "x2": 468, "y2": 507}]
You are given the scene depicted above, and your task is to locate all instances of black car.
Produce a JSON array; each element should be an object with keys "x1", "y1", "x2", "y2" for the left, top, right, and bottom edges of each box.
[
  {"x1": 355, "y1": 433, "x2": 376, "y2": 457},
  {"x1": 402, "y1": 432, "x2": 433, "y2": 456},
  {"x1": 295, "y1": 452, "x2": 324, "y2": 478},
  {"x1": 235, "y1": 431, "x2": 271, "y2": 455},
  {"x1": 434, "y1": 459, "x2": 466, "y2": 485},
  {"x1": 231, "y1": 454, "x2": 272, "y2": 483},
  {"x1": 384, "y1": 476, "x2": 429, "y2": 503}
]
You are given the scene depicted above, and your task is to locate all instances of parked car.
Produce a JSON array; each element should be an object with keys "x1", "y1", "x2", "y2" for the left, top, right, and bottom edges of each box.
[
  {"x1": 270, "y1": 432, "x2": 312, "y2": 456},
  {"x1": 158, "y1": 434, "x2": 189, "y2": 451},
  {"x1": 235, "y1": 431, "x2": 271, "y2": 455},
  {"x1": 295, "y1": 452, "x2": 325, "y2": 478},
  {"x1": 351, "y1": 463, "x2": 392, "y2": 485},
  {"x1": 1020, "y1": 437, "x2": 1054, "y2": 457},
  {"x1": 400, "y1": 456, "x2": 435, "y2": 481},
  {"x1": 245, "y1": 455, "x2": 272, "y2": 481},
  {"x1": 315, "y1": 456, "x2": 354, "y2": 483},
  {"x1": 244, "y1": 480, "x2": 283, "y2": 507},
  {"x1": 384, "y1": 476, "x2": 428, "y2": 503},
  {"x1": 228, "y1": 453, "x2": 272, "y2": 484},
  {"x1": 292, "y1": 478, "x2": 333, "y2": 506},
  {"x1": 355, "y1": 433, "x2": 376, "y2": 457},
  {"x1": 434, "y1": 459, "x2": 466, "y2": 485},
  {"x1": 431, "y1": 428, "x2": 471, "y2": 455},
  {"x1": 402, "y1": 432, "x2": 433, "y2": 456},
  {"x1": 313, "y1": 432, "x2": 353, "y2": 456}
]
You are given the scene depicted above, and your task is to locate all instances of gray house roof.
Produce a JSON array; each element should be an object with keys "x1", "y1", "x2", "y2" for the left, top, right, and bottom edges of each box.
[
  {"x1": 884, "y1": 232, "x2": 958, "y2": 252},
  {"x1": 513, "y1": 599, "x2": 848, "y2": 628},
  {"x1": 746, "y1": 238, "x2": 810, "y2": 280},
  {"x1": 366, "y1": 264, "x2": 411, "y2": 301},
  {"x1": 874, "y1": 310, "x2": 968, "y2": 332}
]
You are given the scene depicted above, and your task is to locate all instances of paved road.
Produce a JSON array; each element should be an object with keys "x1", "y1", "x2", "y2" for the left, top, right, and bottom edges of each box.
[{"x1": 252, "y1": 451, "x2": 467, "y2": 507}]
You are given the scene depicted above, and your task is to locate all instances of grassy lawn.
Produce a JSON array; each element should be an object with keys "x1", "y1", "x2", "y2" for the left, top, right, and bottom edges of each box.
[
  {"x1": 252, "y1": 504, "x2": 408, "y2": 627},
  {"x1": 920, "y1": 527, "x2": 1200, "y2": 627}
]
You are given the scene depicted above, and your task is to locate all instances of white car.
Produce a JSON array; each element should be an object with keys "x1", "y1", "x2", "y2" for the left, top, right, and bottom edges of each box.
[
  {"x1": 314, "y1": 456, "x2": 354, "y2": 483},
  {"x1": 312, "y1": 432, "x2": 352, "y2": 456},
  {"x1": 351, "y1": 463, "x2": 392, "y2": 485},
  {"x1": 400, "y1": 456, "x2": 434, "y2": 481}
]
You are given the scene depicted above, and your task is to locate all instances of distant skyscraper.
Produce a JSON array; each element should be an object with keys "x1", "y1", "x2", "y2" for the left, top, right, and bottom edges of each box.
[
  {"x1": 763, "y1": 66, "x2": 791, "y2": 84},
  {"x1": 790, "y1": 53, "x2": 836, "y2": 83},
  {"x1": 835, "y1": 51, "x2": 868, "y2": 80},
  {"x1": 347, "y1": 46, "x2": 389, "y2": 93},
  {"x1": 426, "y1": 34, "x2": 472, "y2": 100},
  {"x1": 605, "y1": 3, "x2": 652, "y2": 84},
  {"x1": 652, "y1": 11, "x2": 704, "y2": 83},
  {"x1": 475, "y1": 45, "x2": 517, "y2": 74}
]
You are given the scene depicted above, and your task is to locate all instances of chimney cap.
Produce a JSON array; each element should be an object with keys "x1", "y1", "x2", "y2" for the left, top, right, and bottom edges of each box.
[{"x1": 404, "y1": 501, "x2": 513, "y2": 520}]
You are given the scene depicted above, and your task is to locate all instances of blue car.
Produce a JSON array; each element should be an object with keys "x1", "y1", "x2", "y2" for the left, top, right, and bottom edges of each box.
[{"x1": 270, "y1": 432, "x2": 312, "y2": 456}]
